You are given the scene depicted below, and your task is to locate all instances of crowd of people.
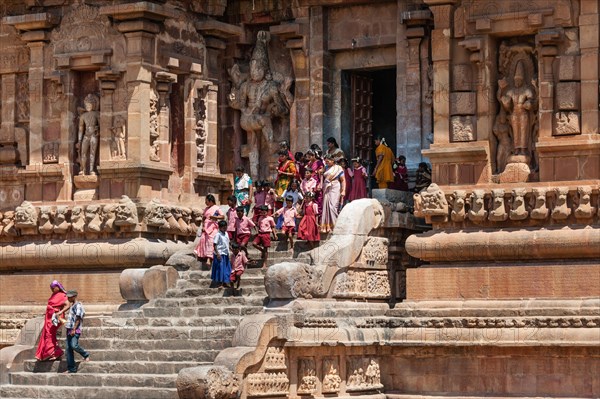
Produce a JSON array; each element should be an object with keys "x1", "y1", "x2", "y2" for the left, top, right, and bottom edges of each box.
[{"x1": 194, "y1": 137, "x2": 432, "y2": 292}]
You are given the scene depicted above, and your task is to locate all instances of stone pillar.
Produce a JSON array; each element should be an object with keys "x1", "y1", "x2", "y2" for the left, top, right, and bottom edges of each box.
[
  {"x1": 423, "y1": 0, "x2": 456, "y2": 145},
  {"x1": 0, "y1": 74, "x2": 17, "y2": 164},
  {"x1": 205, "y1": 84, "x2": 219, "y2": 174},
  {"x1": 535, "y1": 29, "x2": 561, "y2": 139},
  {"x1": 96, "y1": 71, "x2": 122, "y2": 163},
  {"x1": 579, "y1": 1, "x2": 599, "y2": 135},
  {"x1": 156, "y1": 71, "x2": 177, "y2": 168},
  {"x1": 309, "y1": 6, "x2": 331, "y2": 147},
  {"x1": 25, "y1": 39, "x2": 45, "y2": 165}
]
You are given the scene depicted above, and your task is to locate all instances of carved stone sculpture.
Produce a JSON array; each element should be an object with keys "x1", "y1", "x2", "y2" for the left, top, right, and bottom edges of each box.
[
  {"x1": 495, "y1": 42, "x2": 538, "y2": 175},
  {"x1": 246, "y1": 372, "x2": 289, "y2": 396},
  {"x1": 110, "y1": 115, "x2": 127, "y2": 160},
  {"x1": 297, "y1": 359, "x2": 317, "y2": 394},
  {"x1": 71, "y1": 206, "x2": 85, "y2": 233},
  {"x1": 264, "y1": 347, "x2": 286, "y2": 370},
  {"x1": 551, "y1": 188, "x2": 571, "y2": 220},
  {"x1": 530, "y1": 188, "x2": 549, "y2": 220},
  {"x1": 115, "y1": 195, "x2": 138, "y2": 227},
  {"x1": 102, "y1": 204, "x2": 117, "y2": 233},
  {"x1": 492, "y1": 109, "x2": 512, "y2": 173},
  {"x1": 85, "y1": 204, "x2": 102, "y2": 233},
  {"x1": 468, "y1": 190, "x2": 487, "y2": 222},
  {"x1": 14, "y1": 201, "x2": 38, "y2": 228},
  {"x1": 145, "y1": 199, "x2": 168, "y2": 228},
  {"x1": 509, "y1": 188, "x2": 529, "y2": 220},
  {"x1": 450, "y1": 190, "x2": 467, "y2": 222},
  {"x1": 413, "y1": 183, "x2": 449, "y2": 223},
  {"x1": 149, "y1": 90, "x2": 160, "y2": 162},
  {"x1": 38, "y1": 206, "x2": 54, "y2": 234},
  {"x1": 53, "y1": 206, "x2": 71, "y2": 234},
  {"x1": 189, "y1": 207, "x2": 202, "y2": 235},
  {"x1": 346, "y1": 358, "x2": 383, "y2": 391},
  {"x1": 574, "y1": 186, "x2": 595, "y2": 219},
  {"x1": 488, "y1": 189, "x2": 508, "y2": 222},
  {"x1": 2, "y1": 211, "x2": 18, "y2": 237},
  {"x1": 322, "y1": 360, "x2": 341, "y2": 393},
  {"x1": 77, "y1": 93, "x2": 100, "y2": 175},
  {"x1": 194, "y1": 92, "x2": 207, "y2": 167},
  {"x1": 228, "y1": 31, "x2": 294, "y2": 179}
]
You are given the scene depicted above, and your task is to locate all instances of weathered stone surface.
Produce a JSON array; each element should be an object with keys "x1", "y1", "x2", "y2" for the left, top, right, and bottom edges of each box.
[{"x1": 166, "y1": 247, "x2": 199, "y2": 271}]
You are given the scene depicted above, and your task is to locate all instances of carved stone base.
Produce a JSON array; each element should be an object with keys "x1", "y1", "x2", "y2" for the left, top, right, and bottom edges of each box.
[
  {"x1": 73, "y1": 188, "x2": 98, "y2": 201},
  {"x1": 73, "y1": 175, "x2": 99, "y2": 201},
  {"x1": 497, "y1": 162, "x2": 530, "y2": 183}
]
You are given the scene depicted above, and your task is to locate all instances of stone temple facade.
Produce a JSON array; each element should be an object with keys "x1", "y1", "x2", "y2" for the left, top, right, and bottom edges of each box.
[{"x1": 0, "y1": 0, "x2": 599, "y2": 398}]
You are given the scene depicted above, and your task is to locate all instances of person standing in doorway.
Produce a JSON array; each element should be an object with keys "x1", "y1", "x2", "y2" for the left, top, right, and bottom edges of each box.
[
  {"x1": 372, "y1": 136, "x2": 394, "y2": 189},
  {"x1": 63, "y1": 290, "x2": 90, "y2": 374}
]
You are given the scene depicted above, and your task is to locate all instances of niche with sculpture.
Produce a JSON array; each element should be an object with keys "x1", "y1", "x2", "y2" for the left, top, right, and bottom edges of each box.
[
  {"x1": 492, "y1": 40, "x2": 539, "y2": 179},
  {"x1": 228, "y1": 31, "x2": 294, "y2": 180},
  {"x1": 76, "y1": 93, "x2": 101, "y2": 176}
]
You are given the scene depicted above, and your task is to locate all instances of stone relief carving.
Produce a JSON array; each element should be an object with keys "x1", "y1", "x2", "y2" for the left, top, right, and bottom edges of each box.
[
  {"x1": 194, "y1": 88, "x2": 208, "y2": 167},
  {"x1": 346, "y1": 358, "x2": 383, "y2": 391},
  {"x1": 102, "y1": 204, "x2": 117, "y2": 233},
  {"x1": 228, "y1": 30, "x2": 294, "y2": 179},
  {"x1": 53, "y1": 206, "x2": 70, "y2": 234},
  {"x1": 574, "y1": 186, "x2": 595, "y2": 219},
  {"x1": 551, "y1": 188, "x2": 571, "y2": 220},
  {"x1": 14, "y1": 201, "x2": 38, "y2": 228},
  {"x1": 85, "y1": 204, "x2": 102, "y2": 233},
  {"x1": 322, "y1": 358, "x2": 341, "y2": 393},
  {"x1": 38, "y1": 206, "x2": 54, "y2": 235},
  {"x1": 144, "y1": 199, "x2": 168, "y2": 228},
  {"x1": 495, "y1": 41, "x2": 538, "y2": 174},
  {"x1": 52, "y1": 3, "x2": 108, "y2": 55},
  {"x1": 450, "y1": 190, "x2": 467, "y2": 222},
  {"x1": 190, "y1": 207, "x2": 202, "y2": 235},
  {"x1": 467, "y1": 190, "x2": 488, "y2": 222},
  {"x1": 246, "y1": 372, "x2": 289, "y2": 396},
  {"x1": 2, "y1": 211, "x2": 17, "y2": 237},
  {"x1": 333, "y1": 270, "x2": 390, "y2": 299},
  {"x1": 16, "y1": 73, "x2": 29, "y2": 123},
  {"x1": 205, "y1": 367, "x2": 240, "y2": 399},
  {"x1": 530, "y1": 188, "x2": 549, "y2": 219},
  {"x1": 71, "y1": 206, "x2": 85, "y2": 233},
  {"x1": 488, "y1": 189, "x2": 508, "y2": 222},
  {"x1": 264, "y1": 347, "x2": 286, "y2": 370},
  {"x1": 357, "y1": 316, "x2": 600, "y2": 329},
  {"x1": 110, "y1": 115, "x2": 127, "y2": 160},
  {"x1": 42, "y1": 142, "x2": 59, "y2": 164},
  {"x1": 77, "y1": 93, "x2": 100, "y2": 176},
  {"x1": 451, "y1": 115, "x2": 475, "y2": 142},
  {"x1": 492, "y1": 109, "x2": 512, "y2": 174},
  {"x1": 297, "y1": 358, "x2": 317, "y2": 395},
  {"x1": 509, "y1": 188, "x2": 529, "y2": 220},
  {"x1": 555, "y1": 111, "x2": 580, "y2": 135},
  {"x1": 413, "y1": 183, "x2": 449, "y2": 222},
  {"x1": 149, "y1": 89, "x2": 160, "y2": 162},
  {"x1": 359, "y1": 237, "x2": 389, "y2": 266},
  {"x1": 115, "y1": 195, "x2": 138, "y2": 227}
]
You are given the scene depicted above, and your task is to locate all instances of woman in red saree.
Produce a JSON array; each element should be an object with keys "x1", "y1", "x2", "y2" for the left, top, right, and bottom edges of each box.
[
  {"x1": 35, "y1": 280, "x2": 70, "y2": 361},
  {"x1": 194, "y1": 194, "x2": 225, "y2": 263}
]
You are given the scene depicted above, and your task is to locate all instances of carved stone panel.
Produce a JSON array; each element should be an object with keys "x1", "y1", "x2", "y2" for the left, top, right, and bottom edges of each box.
[
  {"x1": 16, "y1": 73, "x2": 30, "y2": 123},
  {"x1": 297, "y1": 358, "x2": 317, "y2": 395},
  {"x1": 322, "y1": 358, "x2": 341, "y2": 394},
  {"x1": 358, "y1": 237, "x2": 389, "y2": 267},
  {"x1": 246, "y1": 372, "x2": 289, "y2": 397},
  {"x1": 264, "y1": 347, "x2": 286, "y2": 371},
  {"x1": 42, "y1": 142, "x2": 59, "y2": 164},
  {"x1": 333, "y1": 270, "x2": 391, "y2": 299},
  {"x1": 194, "y1": 87, "x2": 208, "y2": 167},
  {"x1": 555, "y1": 112, "x2": 580, "y2": 135},
  {"x1": 346, "y1": 357, "x2": 383, "y2": 392},
  {"x1": 451, "y1": 115, "x2": 475, "y2": 142}
]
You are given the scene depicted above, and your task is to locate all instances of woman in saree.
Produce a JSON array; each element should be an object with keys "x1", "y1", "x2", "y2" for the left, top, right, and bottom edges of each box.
[
  {"x1": 372, "y1": 136, "x2": 395, "y2": 189},
  {"x1": 274, "y1": 150, "x2": 297, "y2": 198},
  {"x1": 35, "y1": 280, "x2": 70, "y2": 361},
  {"x1": 320, "y1": 154, "x2": 346, "y2": 233},
  {"x1": 194, "y1": 194, "x2": 225, "y2": 263}
]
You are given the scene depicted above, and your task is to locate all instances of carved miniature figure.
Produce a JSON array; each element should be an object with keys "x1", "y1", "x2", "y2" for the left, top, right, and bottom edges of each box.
[
  {"x1": 71, "y1": 206, "x2": 85, "y2": 233},
  {"x1": 53, "y1": 206, "x2": 70, "y2": 234},
  {"x1": 322, "y1": 362, "x2": 341, "y2": 392},
  {"x1": 15, "y1": 201, "x2": 38, "y2": 228},
  {"x1": 149, "y1": 90, "x2": 160, "y2": 162},
  {"x1": 509, "y1": 188, "x2": 529, "y2": 220},
  {"x1": 110, "y1": 115, "x2": 127, "y2": 160},
  {"x1": 488, "y1": 189, "x2": 508, "y2": 222},
  {"x1": 189, "y1": 207, "x2": 203, "y2": 236},
  {"x1": 85, "y1": 204, "x2": 102, "y2": 233},
  {"x1": 468, "y1": 190, "x2": 488, "y2": 222},
  {"x1": 530, "y1": 188, "x2": 549, "y2": 219},
  {"x1": 228, "y1": 31, "x2": 294, "y2": 179},
  {"x1": 102, "y1": 204, "x2": 117, "y2": 233},
  {"x1": 551, "y1": 188, "x2": 571, "y2": 220},
  {"x1": 2, "y1": 211, "x2": 18, "y2": 237},
  {"x1": 574, "y1": 186, "x2": 595, "y2": 219},
  {"x1": 144, "y1": 199, "x2": 168, "y2": 228},
  {"x1": 450, "y1": 190, "x2": 467, "y2": 222},
  {"x1": 115, "y1": 195, "x2": 138, "y2": 227},
  {"x1": 76, "y1": 93, "x2": 100, "y2": 175},
  {"x1": 39, "y1": 206, "x2": 54, "y2": 235},
  {"x1": 492, "y1": 109, "x2": 512, "y2": 173}
]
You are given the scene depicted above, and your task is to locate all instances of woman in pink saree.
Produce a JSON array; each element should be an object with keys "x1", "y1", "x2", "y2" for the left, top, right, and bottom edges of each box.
[
  {"x1": 194, "y1": 194, "x2": 225, "y2": 263},
  {"x1": 320, "y1": 154, "x2": 346, "y2": 233},
  {"x1": 35, "y1": 280, "x2": 70, "y2": 361}
]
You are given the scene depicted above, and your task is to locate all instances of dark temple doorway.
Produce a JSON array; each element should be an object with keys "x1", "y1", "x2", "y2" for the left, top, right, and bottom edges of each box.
[{"x1": 342, "y1": 68, "x2": 397, "y2": 172}]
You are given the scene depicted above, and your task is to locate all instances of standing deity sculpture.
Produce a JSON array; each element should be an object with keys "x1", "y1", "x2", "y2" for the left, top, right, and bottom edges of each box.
[
  {"x1": 494, "y1": 42, "x2": 538, "y2": 178},
  {"x1": 110, "y1": 115, "x2": 127, "y2": 160},
  {"x1": 228, "y1": 31, "x2": 294, "y2": 179},
  {"x1": 76, "y1": 93, "x2": 100, "y2": 175}
]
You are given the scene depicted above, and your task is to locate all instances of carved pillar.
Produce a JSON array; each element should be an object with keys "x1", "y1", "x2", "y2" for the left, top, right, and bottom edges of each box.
[
  {"x1": 424, "y1": 0, "x2": 456, "y2": 145},
  {"x1": 25, "y1": 39, "x2": 44, "y2": 165},
  {"x1": 579, "y1": 1, "x2": 599, "y2": 134},
  {"x1": 205, "y1": 84, "x2": 219, "y2": 173},
  {"x1": 0, "y1": 73, "x2": 18, "y2": 165},
  {"x1": 156, "y1": 71, "x2": 177, "y2": 167},
  {"x1": 536, "y1": 29, "x2": 561, "y2": 140},
  {"x1": 400, "y1": 9, "x2": 432, "y2": 168},
  {"x1": 309, "y1": 6, "x2": 331, "y2": 147},
  {"x1": 96, "y1": 70, "x2": 122, "y2": 163}
]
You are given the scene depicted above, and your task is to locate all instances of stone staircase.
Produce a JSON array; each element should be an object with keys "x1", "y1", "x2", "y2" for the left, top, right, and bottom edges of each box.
[{"x1": 0, "y1": 268, "x2": 270, "y2": 399}]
